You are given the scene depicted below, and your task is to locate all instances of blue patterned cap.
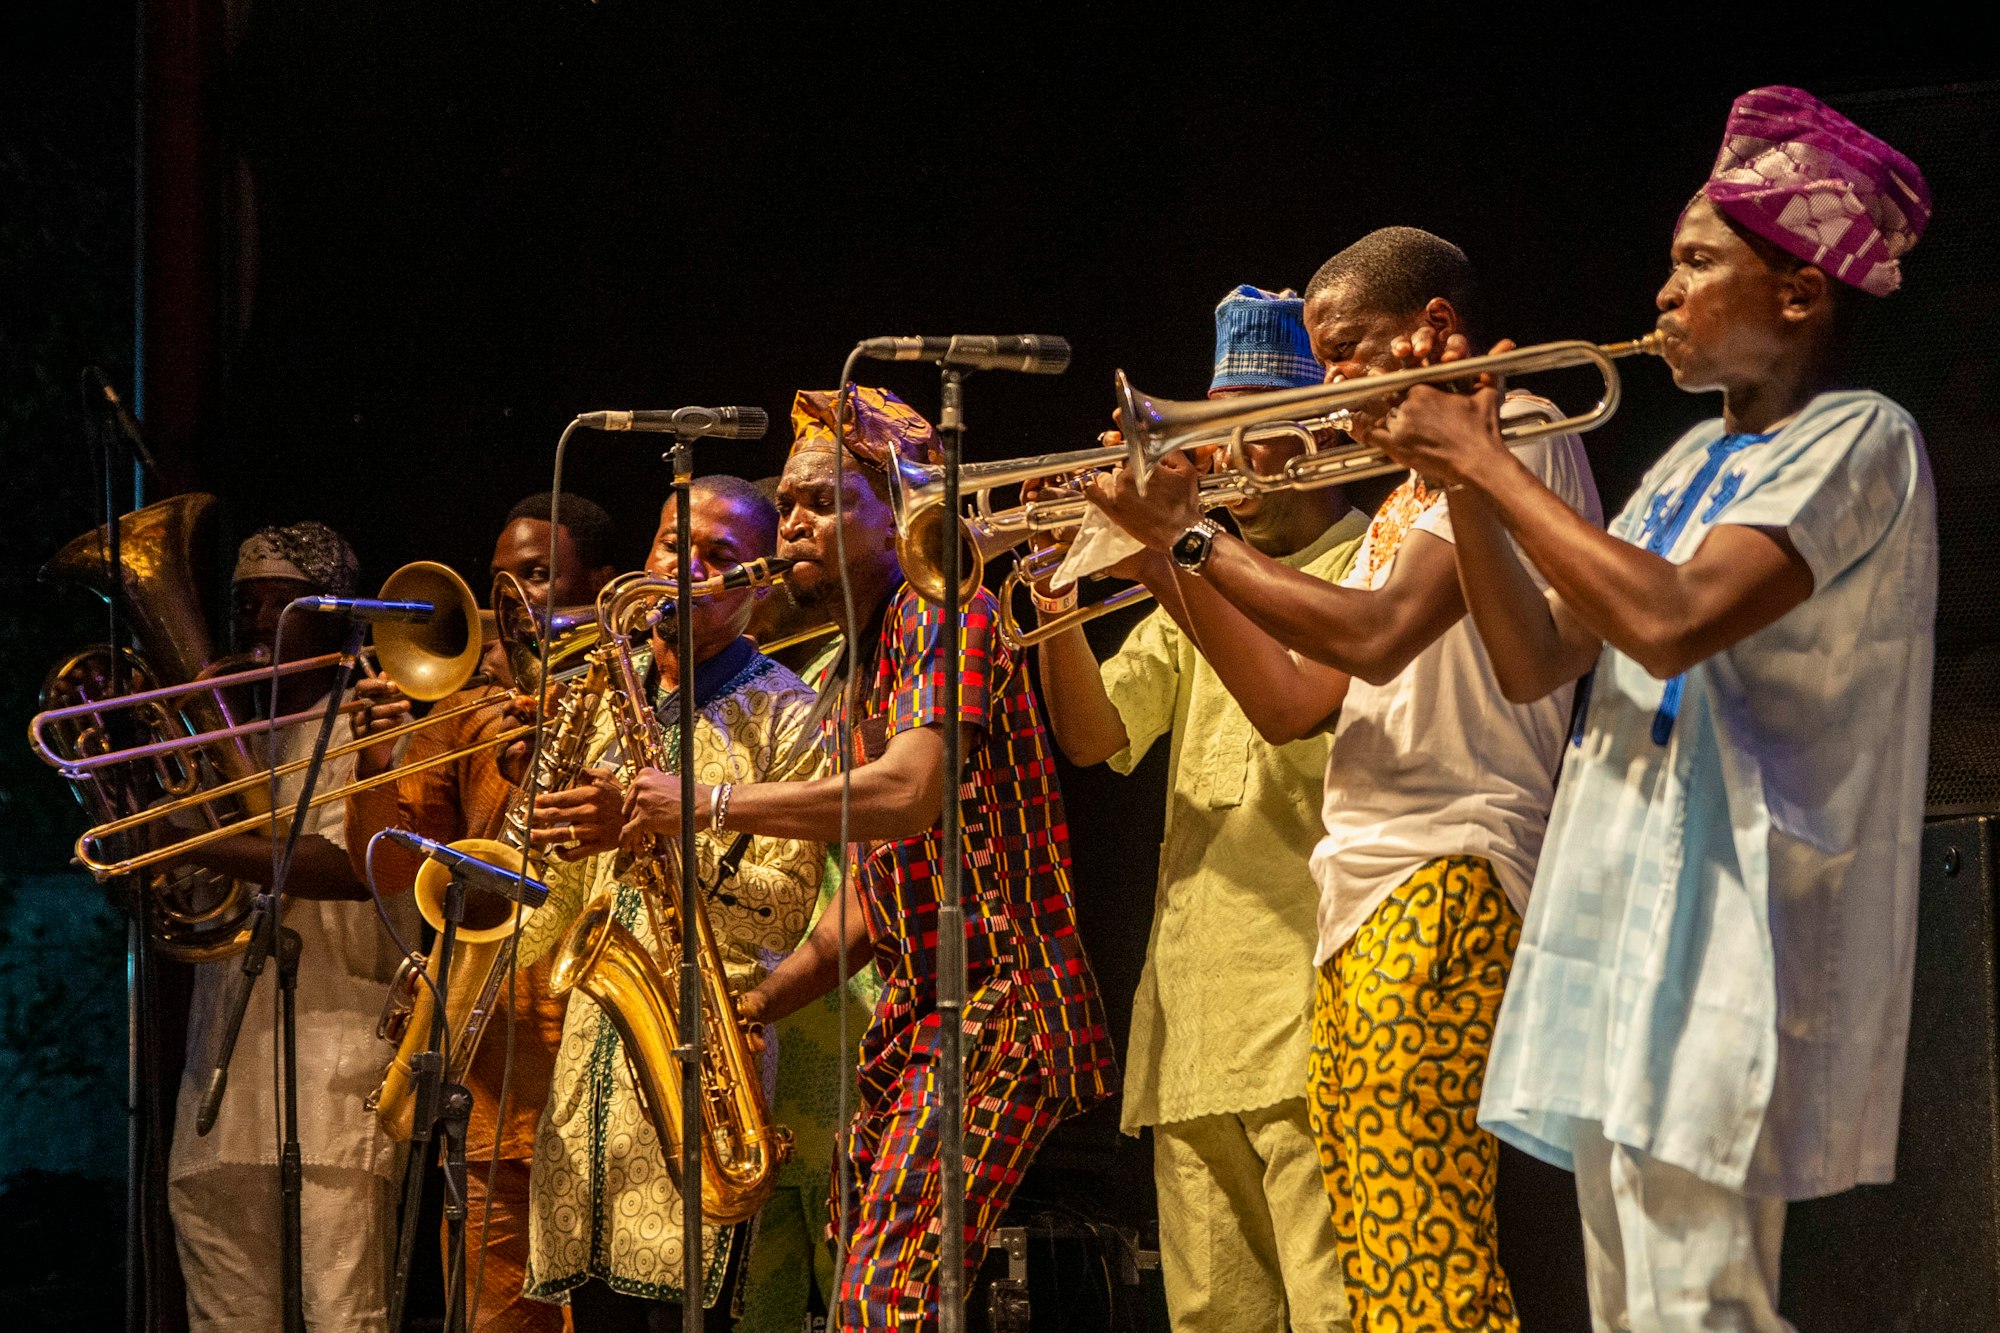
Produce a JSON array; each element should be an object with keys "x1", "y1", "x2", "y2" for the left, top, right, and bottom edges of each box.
[{"x1": 1210, "y1": 285, "x2": 1323, "y2": 393}]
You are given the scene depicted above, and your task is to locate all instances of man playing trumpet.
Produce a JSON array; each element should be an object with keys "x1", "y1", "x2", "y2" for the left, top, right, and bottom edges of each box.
[
  {"x1": 1371, "y1": 87, "x2": 1935, "y2": 1332},
  {"x1": 1088, "y1": 228, "x2": 1601, "y2": 1332},
  {"x1": 622, "y1": 388, "x2": 1119, "y2": 1330},
  {"x1": 1034, "y1": 285, "x2": 1366, "y2": 1333}
]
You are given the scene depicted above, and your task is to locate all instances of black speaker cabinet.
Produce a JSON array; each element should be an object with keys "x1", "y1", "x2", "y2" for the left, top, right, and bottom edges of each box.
[{"x1": 1781, "y1": 815, "x2": 2000, "y2": 1330}]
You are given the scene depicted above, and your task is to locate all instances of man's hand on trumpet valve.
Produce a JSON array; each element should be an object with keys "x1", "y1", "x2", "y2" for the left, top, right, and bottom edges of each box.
[
  {"x1": 619, "y1": 766, "x2": 711, "y2": 845},
  {"x1": 1081, "y1": 452, "x2": 1204, "y2": 554},
  {"x1": 1361, "y1": 335, "x2": 1520, "y2": 490},
  {"x1": 530, "y1": 765, "x2": 624, "y2": 859},
  {"x1": 1363, "y1": 382, "x2": 1509, "y2": 492},
  {"x1": 348, "y1": 676, "x2": 412, "y2": 779}
]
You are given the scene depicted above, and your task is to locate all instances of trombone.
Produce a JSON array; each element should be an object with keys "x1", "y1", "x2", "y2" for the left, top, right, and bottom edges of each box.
[{"x1": 32, "y1": 564, "x2": 562, "y2": 880}]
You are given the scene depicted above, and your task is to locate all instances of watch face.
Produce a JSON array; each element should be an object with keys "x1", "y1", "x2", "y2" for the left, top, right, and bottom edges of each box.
[{"x1": 1172, "y1": 525, "x2": 1209, "y2": 568}]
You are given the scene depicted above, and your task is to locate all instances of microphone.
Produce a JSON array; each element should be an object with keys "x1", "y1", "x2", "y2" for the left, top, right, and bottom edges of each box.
[
  {"x1": 83, "y1": 366, "x2": 164, "y2": 476},
  {"x1": 382, "y1": 829, "x2": 549, "y2": 909},
  {"x1": 856, "y1": 335, "x2": 1071, "y2": 375},
  {"x1": 574, "y1": 405, "x2": 770, "y2": 439},
  {"x1": 292, "y1": 597, "x2": 437, "y2": 623}
]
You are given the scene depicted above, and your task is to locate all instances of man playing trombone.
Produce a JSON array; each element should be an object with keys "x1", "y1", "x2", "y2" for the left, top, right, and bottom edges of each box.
[
  {"x1": 169, "y1": 521, "x2": 422, "y2": 1333},
  {"x1": 344, "y1": 491, "x2": 622, "y2": 1333},
  {"x1": 628, "y1": 388, "x2": 1118, "y2": 1331},
  {"x1": 514, "y1": 477, "x2": 829, "y2": 1331},
  {"x1": 1369, "y1": 88, "x2": 1934, "y2": 1332},
  {"x1": 1088, "y1": 228, "x2": 1601, "y2": 1332},
  {"x1": 1034, "y1": 285, "x2": 1366, "y2": 1333}
]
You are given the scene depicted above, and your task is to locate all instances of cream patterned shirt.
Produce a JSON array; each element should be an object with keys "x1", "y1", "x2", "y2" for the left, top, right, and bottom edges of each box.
[{"x1": 523, "y1": 643, "x2": 827, "y2": 1308}]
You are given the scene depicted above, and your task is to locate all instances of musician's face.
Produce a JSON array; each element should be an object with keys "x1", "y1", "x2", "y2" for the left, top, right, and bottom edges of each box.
[
  {"x1": 773, "y1": 452, "x2": 900, "y2": 609},
  {"x1": 232, "y1": 576, "x2": 343, "y2": 660},
  {"x1": 1655, "y1": 197, "x2": 1806, "y2": 394},
  {"x1": 1201, "y1": 384, "x2": 1311, "y2": 529},
  {"x1": 646, "y1": 492, "x2": 761, "y2": 663},
  {"x1": 489, "y1": 518, "x2": 605, "y2": 610},
  {"x1": 1304, "y1": 287, "x2": 1441, "y2": 382}
]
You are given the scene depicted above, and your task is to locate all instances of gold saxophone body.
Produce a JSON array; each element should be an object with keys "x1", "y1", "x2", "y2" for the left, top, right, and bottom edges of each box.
[
  {"x1": 368, "y1": 572, "x2": 608, "y2": 1140},
  {"x1": 546, "y1": 570, "x2": 792, "y2": 1227}
]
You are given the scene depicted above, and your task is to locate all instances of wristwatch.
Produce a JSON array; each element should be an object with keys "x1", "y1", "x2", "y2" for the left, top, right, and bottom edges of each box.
[{"x1": 1169, "y1": 518, "x2": 1225, "y2": 574}]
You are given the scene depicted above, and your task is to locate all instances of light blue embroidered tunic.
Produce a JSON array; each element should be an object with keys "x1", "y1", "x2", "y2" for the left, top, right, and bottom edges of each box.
[{"x1": 1479, "y1": 390, "x2": 1936, "y2": 1200}]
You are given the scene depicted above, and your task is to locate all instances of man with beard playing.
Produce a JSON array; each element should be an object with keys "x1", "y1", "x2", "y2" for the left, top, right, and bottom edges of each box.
[{"x1": 622, "y1": 387, "x2": 1118, "y2": 1330}]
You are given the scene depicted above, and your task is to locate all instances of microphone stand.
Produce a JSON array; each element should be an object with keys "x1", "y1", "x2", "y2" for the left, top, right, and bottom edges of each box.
[
  {"x1": 195, "y1": 614, "x2": 369, "y2": 1333},
  {"x1": 669, "y1": 433, "x2": 706, "y2": 1333},
  {"x1": 385, "y1": 860, "x2": 476, "y2": 1333},
  {"x1": 935, "y1": 367, "x2": 969, "y2": 1333}
]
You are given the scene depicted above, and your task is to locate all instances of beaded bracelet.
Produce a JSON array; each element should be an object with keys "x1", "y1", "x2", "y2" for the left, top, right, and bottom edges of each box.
[{"x1": 710, "y1": 781, "x2": 735, "y2": 835}]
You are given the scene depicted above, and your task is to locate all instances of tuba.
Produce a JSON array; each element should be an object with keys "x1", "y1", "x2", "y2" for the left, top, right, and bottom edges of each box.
[
  {"x1": 39, "y1": 493, "x2": 266, "y2": 961},
  {"x1": 367, "y1": 571, "x2": 608, "y2": 1140},
  {"x1": 545, "y1": 571, "x2": 791, "y2": 1226}
]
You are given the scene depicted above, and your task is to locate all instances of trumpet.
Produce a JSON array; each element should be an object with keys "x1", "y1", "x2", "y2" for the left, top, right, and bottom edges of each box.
[
  {"x1": 991, "y1": 461, "x2": 1295, "y2": 650},
  {"x1": 1115, "y1": 332, "x2": 1669, "y2": 489},
  {"x1": 888, "y1": 417, "x2": 1348, "y2": 606}
]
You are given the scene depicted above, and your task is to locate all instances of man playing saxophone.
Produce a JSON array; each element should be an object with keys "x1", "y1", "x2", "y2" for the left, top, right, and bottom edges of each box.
[
  {"x1": 344, "y1": 492, "x2": 622, "y2": 1333},
  {"x1": 514, "y1": 476, "x2": 829, "y2": 1331},
  {"x1": 622, "y1": 389, "x2": 1118, "y2": 1331}
]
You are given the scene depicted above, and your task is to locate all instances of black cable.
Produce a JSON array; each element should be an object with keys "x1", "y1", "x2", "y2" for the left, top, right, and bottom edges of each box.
[{"x1": 830, "y1": 349, "x2": 865, "y2": 1282}]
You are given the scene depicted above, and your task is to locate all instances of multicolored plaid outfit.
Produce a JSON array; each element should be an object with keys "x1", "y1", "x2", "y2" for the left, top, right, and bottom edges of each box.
[{"x1": 831, "y1": 583, "x2": 1118, "y2": 1330}]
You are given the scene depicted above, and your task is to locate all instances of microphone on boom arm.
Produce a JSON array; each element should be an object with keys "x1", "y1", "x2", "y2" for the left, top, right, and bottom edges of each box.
[
  {"x1": 856, "y1": 334, "x2": 1071, "y2": 375},
  {"x1": 573, "y1": 405, "x2": 770, "y2": 438}
]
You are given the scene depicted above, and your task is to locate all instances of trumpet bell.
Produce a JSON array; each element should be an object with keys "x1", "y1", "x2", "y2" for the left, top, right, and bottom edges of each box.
[{"x1": 374, "y1": 561, "x2": 481, "y2": 702}]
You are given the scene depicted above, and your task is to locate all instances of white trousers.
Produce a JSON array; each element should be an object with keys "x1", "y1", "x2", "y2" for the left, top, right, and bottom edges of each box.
[
  {"x1": 1572, "y1": 1121, "x2": 1795, "y2": 1333},
  {"x1": 170, "y1": 1164, "x2": 395, "y2": 1333}
]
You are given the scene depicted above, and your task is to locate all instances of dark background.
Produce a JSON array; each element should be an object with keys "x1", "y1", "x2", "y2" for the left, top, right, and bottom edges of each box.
[{"x1": 4, "y1": 2, "x2": 1997, "y2": 1326}]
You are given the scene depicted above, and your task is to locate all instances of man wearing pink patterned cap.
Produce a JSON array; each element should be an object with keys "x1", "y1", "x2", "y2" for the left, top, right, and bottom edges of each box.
[{"x1": 1368, "y1": 87, "x2": 1935, "y2": 1331}]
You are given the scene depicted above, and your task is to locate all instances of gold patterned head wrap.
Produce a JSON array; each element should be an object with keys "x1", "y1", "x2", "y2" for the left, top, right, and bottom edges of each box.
[
  {"x1": 788, "y1": 386, "x2": 941, "y2": 471},
  {"x1": 232, "y1": 521, "x2": 360, "y2": 596}
]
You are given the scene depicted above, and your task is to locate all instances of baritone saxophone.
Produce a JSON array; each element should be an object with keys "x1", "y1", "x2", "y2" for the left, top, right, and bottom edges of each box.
[{"x1": 545, "y1": 566, "x2": 792, "y2": 1227}]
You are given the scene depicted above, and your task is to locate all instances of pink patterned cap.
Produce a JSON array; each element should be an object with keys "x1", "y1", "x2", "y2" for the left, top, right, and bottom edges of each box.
[{"x1": 1701, "y1": 86, "x2": 1930, "y2": 297}]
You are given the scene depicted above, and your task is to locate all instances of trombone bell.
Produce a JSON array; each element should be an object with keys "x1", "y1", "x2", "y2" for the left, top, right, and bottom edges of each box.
[{"x1": 373, "y1": 561, "x2": 482, "y2": 702}]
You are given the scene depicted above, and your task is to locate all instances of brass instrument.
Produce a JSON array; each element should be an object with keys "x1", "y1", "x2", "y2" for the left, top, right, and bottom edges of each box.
[
  {"x1": 546, "y1": 570, "x2": 791, "y2": 1226},
  {"x1": 37, "y1": 493, "x2": 267, "y2": 959},
  {"x1": 484, "y1": 570, "x2": 602, "y2": 692},
  {"x1": 1115, "y1": 333, "x2": 1668, "y2": 489},
  {"x1": 890, "y1": 415, "x2": 1360, "y2": 608},
  {"x1": 366, "y1": 573, "x2": 610, "y2": 1139},
  {"x1": 29, "y1": 562, "x2": 541, "y2": 881}
]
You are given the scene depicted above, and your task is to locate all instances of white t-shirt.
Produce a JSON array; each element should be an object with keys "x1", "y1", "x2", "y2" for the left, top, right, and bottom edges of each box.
[
  {"x1": 171, "y1": 691, "x2": 422, "y2": 1181},
  {"x1": 1310, "y1": 398, "x2": 1603, "y2": 964}
]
